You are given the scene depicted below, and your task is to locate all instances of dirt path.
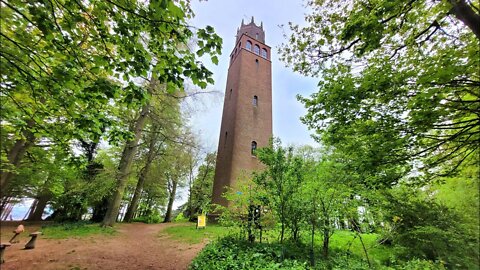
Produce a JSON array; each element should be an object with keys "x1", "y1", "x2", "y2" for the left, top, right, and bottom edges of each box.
[{"x1": 1, "y1": 222, "x2": 206, "y2": 270}]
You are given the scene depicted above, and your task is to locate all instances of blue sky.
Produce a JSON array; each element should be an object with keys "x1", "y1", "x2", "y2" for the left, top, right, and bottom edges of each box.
[{"x1": 186, "y1": 0, "x2": 320, "y2": 151}]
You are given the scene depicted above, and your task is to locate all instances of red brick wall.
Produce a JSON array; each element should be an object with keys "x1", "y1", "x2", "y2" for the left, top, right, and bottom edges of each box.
[{"x1": 212, "y1": 26, "x2": 272, "y2": 208}]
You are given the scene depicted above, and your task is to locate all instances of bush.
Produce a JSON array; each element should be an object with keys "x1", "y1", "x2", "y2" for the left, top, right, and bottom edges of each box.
[
  {"x1": 189, "y1": 236, "x2": 308, "y2": 270},
  {"x1": 131, "y1": 215, "x2": 162, "y2": 224},
  {"x1": 382, "y1": 188, "x2": 478, "y2": 269}
]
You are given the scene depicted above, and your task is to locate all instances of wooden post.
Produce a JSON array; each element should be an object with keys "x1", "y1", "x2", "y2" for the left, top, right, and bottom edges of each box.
[
  {"x1": 24, "y1": 232, "x2": 41, "y2": 249},
  {"x1": 0, "y1": 243, "x2": 12, "y2": 264}
]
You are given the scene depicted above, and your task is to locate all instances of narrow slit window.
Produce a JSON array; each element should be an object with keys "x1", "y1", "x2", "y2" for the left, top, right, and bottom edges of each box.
[
  {"x1": 229, "y1": 89, "x2": 232, "y2": 99},
  {"x1": 251, "y1": 141, "x2": 257, "y2": 156},
  {"x1": 224, "y1": 132, "x2": 228, "y2": 147},
  {"x1": 253, "y1": 95, "x2": 258, "y2": 106}
]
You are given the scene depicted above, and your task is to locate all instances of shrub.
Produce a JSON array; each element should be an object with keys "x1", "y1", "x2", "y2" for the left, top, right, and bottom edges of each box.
[
  {"x1": 131, "y1": 215, "x2": 162, "y2": 224},
  {"x1": 189, "y1": 236, "x2": 308, "y2": 270}
]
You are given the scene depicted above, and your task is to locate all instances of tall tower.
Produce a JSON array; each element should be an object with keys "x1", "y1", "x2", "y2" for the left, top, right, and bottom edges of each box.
[{"x1": 211, "y1": 17, "x2": 273, "y2": 208}]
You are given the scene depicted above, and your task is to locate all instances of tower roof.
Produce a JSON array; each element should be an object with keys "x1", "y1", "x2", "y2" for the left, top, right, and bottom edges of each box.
[{"x1": 236, "y1": 16, "x2": 265, "y2": 43}]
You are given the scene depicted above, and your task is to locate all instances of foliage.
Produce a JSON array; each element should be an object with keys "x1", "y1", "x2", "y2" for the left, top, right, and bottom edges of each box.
[
  {"x1": 186, "y1": 152, "x2": 216, "y2": 219},
  {"x1": 381, "y1": 186, "x2": 478, "y2": 269},
  {"x1": 131, "y1": 214, "x2": 162, "y2": 224},
  {"x1": 189, "y1": 236, "x2": 308, "y2": 270},
  {"x1": 281, "y1": 0, "x2": 479, "y2": 185},
  {"x1": 1, "y1": 0, "x2": 222, "y2": 205},
  {"x1": 254, "y1": 138, "x2": 306, "y2": 243},
  {"x1": 162, "y1": 223, "x2": 237, "y2": 244},
  {"x1": 41, "y1": 222, "x2": 115, "y2": 239}
]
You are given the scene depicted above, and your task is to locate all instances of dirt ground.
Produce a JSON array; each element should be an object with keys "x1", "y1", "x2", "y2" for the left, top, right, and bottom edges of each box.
[{"x1": 0, "y1": 222, "x2": 206, "y2": 270}]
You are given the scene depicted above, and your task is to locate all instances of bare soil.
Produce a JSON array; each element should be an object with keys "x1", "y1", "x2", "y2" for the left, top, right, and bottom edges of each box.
[{"x1": 0, "y1": 222, "x2": 206, "y2": 270}]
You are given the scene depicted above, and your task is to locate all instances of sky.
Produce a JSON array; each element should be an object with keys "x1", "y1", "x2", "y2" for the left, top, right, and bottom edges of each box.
[{"x1": 186, "y1": 0, "x2": 320, "y2": 152}]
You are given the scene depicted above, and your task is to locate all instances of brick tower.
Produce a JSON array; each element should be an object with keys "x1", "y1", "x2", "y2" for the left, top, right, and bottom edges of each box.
[{"x1": 211, "y1": 17, "x2": 273, "y2": 209}]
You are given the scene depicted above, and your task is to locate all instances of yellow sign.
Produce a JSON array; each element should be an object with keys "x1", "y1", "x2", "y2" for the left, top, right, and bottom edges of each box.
[{"x1": 197, "y1": 214, "x2": 206, "y2": 229}]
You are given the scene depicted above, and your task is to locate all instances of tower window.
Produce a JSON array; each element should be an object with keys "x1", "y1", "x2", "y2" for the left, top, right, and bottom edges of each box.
[
  {"x1": 224, "y1": 132, "x2": 228, "y2": 148},
  {"x1": 253, "y1": 95, "x2": 258, "y2": 106},
  {"x1": 261, "y1": 48, "x2": 267, "y2": 59},
  {"x1": 246, "y1": 41, "x2": 252, "y2": 51},
  {"x1": 251, "y1": 141, "x2": 257, "y2": 156},
  {"x1": 255, "y1": 33, "x2": 259, "y2": 39},
  {"x1": 239, "y1": 42, "x2": 241, "y2": 48},
  {"x1": 254, "y1": 45, "x2": 260, "y2": 55},
  {"x1": 229, "y1": 89, "x2": 232, "y2": 99}
]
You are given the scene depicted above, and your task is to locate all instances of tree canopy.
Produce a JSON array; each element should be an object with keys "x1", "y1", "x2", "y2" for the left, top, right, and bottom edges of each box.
[{"x1": 281, "y1": 0, "x2": 479, "y2": 185}]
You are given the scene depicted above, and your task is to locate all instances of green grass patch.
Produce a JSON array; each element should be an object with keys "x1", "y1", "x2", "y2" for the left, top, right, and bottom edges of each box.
[
  {"x1": 41, "y1": 222, "x2": 116, "y2": 239},
  {"x1": 162, "y1": 222, "x2": 238, "y2": 244},
  {"x1": 329, "y1": 230, "x2": 391, "y2": 264}
]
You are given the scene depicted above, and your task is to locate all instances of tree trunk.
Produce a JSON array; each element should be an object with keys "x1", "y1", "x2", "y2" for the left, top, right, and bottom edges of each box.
[
  {"x1": 124, "y1": 167, "x2": 148, "y2": 222},
  {"x1": 124, "y1": 130, "x2": 158, "y2": 222},
  {"x1": 163, "y1": 179, "x2": 178, "y2": 223},
  {"x1": 448, "y1": 0, "x2": 480, "y2": 40},
  {"x1": 101, "y1": 103, "x2": 150, "y2": 227},
  {"x1": 91, "y1": 197, "x2": 109, "y2": 222},
  {"x1": 322, "y1": 227, "x2": 330, "y2": 258},
  {"x1": 0, "y1": 120, "x2": 36, "y2": 192},
  {"x1": 27, "y1": 194, "x2": 50, "y2": 221}
]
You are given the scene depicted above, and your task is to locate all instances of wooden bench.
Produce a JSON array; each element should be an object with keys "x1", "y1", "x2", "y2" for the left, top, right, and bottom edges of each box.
[
  {"x1": 0, "y1": 242, "x2": 12, "y2": 264},
  {"x1": 9, "y1": 224, "x2": 25, "y2": 243},
  {"x1": 24, "y1": 231, "x2": 42, "y2": 250}
]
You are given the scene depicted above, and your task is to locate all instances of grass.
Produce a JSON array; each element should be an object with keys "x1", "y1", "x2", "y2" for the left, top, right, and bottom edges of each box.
[
  {"x1": 41, "y1": 222, "x2": 116, "y2": 239},
  {"x1": 162, "y1": 222, "x2": 238, "y2": 244},
  {"x1": 328, "y1": 230, "x2": 392, "y2": 265}
]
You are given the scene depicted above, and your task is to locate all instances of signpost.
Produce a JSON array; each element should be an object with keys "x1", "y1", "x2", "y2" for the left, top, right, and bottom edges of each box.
[{"x1": 197, "y1": 214, "x2": 206, "y2": 229}]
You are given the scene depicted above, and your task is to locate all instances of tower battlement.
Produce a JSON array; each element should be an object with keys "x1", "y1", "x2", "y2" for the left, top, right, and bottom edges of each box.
[{"x1": 236, "y1": 17, "x2": 265, "y2": 43}]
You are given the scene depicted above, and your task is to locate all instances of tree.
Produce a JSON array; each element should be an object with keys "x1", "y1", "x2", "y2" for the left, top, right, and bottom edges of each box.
[
  {"x1": 162, "y1": 133, "x2": 193, "y2": 223},
  {"x1": 382, "y1": 185, "x2": 478, "y2": 268},
  {"x1": 185, "y1": 151, "x2": 216, "y2": 220},
  {"x1": 254, "y1": 138, "x2": 306, "y2": 244},
  {"x1": 123, "y1": 90, "x2": 183, "y2": 222},
  {"x1": 1, "y1": 0, "x2": 222, "y2": 200},
  {"x1": 281, "y1": 0, "x2": 479, "y2": 184}
]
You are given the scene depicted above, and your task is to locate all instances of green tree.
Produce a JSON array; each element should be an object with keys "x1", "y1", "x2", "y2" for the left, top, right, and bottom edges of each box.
[
  {"x1": 1, "y1": 0, "x2": 222, "y2": 198},
  {"x1": 281, "y1": 0, "x2": 479, "y2": 184},
  {"x1": 123, "y1": 90, "x2": 183, "y2": 222},
  {"x1": 186, "y1": 151, "x2": 216, "y2": 220},
  {"x1": 254, "y1": 138, "x2": 306, "y2": 244}
]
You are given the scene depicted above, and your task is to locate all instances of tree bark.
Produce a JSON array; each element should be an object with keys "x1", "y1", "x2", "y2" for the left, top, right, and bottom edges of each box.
[
  {"x1": 448, "y1": 0, "x2": 480, "y2": 40},
  {"x1": 101, "y1": 102, "x2": 150, "y2": 227},
  {"x1": 163, "y1": 178, "x2": 178, "y2": 223},
  {"x1": 124, "y1": 123, "x2": 163, "y2": 222},
  {"x1": 1, "y1": 120, "x2": 36, "y2": 192},
  {"x1": 27, "y1": 194, "x2": 50, "y2": 221},
  {"x1": 124, "y1": 155, "x2": 154, "y2": 222}
]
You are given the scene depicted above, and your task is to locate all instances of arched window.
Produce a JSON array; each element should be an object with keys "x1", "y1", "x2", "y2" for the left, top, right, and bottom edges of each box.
[
  {"x1": 251, "y1": 141, "x2": 257, "y2": 155},
  {"x1": 246, "y1": 41, "x2": 252, "y2": 51},
  {"x1": 261, "y1": 48, "x2": 267, "y2": 59},
  {"x1": 254, "y1": 45, "x2": 260, "y2": 54},
  {"x1": 253, "y1": 95, "x2": 258, "y2": 106}
]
